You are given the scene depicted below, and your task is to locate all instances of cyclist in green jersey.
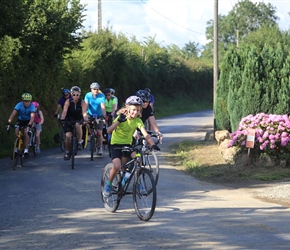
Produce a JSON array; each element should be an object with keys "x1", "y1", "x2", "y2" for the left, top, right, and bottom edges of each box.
[
  {"x1": 103, "y1": 88, "x2": 117, "y2": 118},
  {"x1": 102, "y1": 96, "x2": 160, "y2": 197}
]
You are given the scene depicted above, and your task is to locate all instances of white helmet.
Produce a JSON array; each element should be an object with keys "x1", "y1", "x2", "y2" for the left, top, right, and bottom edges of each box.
[
  {"x1": 125, "y1": 95, "x2": 143, "y2": 105},
  {"x1": 90, "y1": 82, "x2": 100, "y2": 89},
  {"x1": 70, "y1": 86, "x2": 81, "y2": 94}
]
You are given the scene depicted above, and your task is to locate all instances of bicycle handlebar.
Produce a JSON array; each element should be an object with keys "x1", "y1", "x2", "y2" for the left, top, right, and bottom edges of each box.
[{"x1": 6, "y1": 124, "x2": 31, "y2": 134}]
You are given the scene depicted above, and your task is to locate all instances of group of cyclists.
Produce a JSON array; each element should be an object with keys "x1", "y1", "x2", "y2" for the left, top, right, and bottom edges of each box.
[{"x1": 5, "y1": 83, "x2": 162, "y2": 191}]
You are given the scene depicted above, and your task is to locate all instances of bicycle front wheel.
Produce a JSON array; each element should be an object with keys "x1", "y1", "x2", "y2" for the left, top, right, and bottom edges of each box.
[
  {"x1": 90, "y1": 134, "x2": 95, "y2": 161},
  {"x1": 143, "y1": 150, "x2": 159, "y2": 186},
  {"x1": 71, "y1": 136, "x2": 77, "y2": 169},
  {"x1": 12, "y1": 138, "x2": 19, "y2": 170},
  {"x1": 60, "y1": 129, "x2": 65, "y2": 152},
  {"x1": 101, "y1": 163, "x2": 121, "y2": 212},
  {"x1": 133, "y1": 168, "x2": 156, "y2": 221}
]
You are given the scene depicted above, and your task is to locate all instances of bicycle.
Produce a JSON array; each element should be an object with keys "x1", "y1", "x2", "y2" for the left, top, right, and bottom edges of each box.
[
  {"x1": 88, "y1": 115, "x2": 104, "y2": 161},
  {"x1": 102, "y1": 114, "x2": 113, "y2": 151},
  {"x1": 101, "y1": 145, "x2": 157, "y2": 221},
  {"x1": 64, "y1": 120, "x2": 83, "y2": 169},
  {"x1": 58, "y1": 117, "x2": 65, "y2": 152},
  {"x1": 28, "y1": 124, "x2": 37, "y2": 156},
  {"x1": 134, "y1": 131, "x2": 161, "y2": 186},
  {"x1": 7, "y1": 124, "x2": 28, "y2": 170}
]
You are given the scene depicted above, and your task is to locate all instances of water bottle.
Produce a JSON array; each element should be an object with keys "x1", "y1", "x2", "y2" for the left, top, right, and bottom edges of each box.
[{"x1": 122, "y1": 171, "x2": 131, "y2": 186}]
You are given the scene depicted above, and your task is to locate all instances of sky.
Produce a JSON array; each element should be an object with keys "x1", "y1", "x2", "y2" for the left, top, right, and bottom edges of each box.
[{"x1": 80, "y1": 0, "x2": 290, "y2": 48}]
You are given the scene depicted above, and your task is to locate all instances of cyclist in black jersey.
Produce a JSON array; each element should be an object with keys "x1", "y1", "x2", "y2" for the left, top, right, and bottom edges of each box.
[
  {"x1": 60, "y1": 86, "x2": 88, "y2": 160},
  {"x1": 136, "y1": 89, "x2": 162, "y2": 140}
]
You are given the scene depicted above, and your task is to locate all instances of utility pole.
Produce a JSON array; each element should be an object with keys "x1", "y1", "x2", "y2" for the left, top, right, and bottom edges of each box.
[
  {"x1": 98, "y1": 0, "x2": 102, "y2": 32},
  {"x1": 213, "y1": 0, "x2": 218, "y2": 131}
]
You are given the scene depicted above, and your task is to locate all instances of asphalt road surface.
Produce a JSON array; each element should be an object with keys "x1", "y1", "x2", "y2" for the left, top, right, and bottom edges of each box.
[{"x1": 1, "y1": 110, "x2": 290, "y2": 249}]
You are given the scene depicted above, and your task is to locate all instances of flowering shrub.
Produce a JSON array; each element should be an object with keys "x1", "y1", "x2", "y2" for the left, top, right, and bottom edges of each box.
[{"x1": 229, "y1": 113, "x2": 290, "y2": 160}]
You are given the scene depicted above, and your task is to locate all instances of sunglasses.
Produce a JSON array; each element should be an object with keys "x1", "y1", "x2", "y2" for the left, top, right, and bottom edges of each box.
[
  {"x1": 72, "y1": 94, "x2": 80, "y2": 97},
  {"x1": 93, "y1": 89, "x2": 99, "y2": 91},
  {"x1": 106, "y1": 94, "x2": 111, "y2": 96}
]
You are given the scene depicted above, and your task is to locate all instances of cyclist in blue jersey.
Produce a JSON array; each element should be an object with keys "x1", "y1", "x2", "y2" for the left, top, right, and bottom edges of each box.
[
  {"x1": 84, "y1": 82, "x2": 107, "y2": 156},
  {"x1": 6, "y1": 93, "x2": 36, "y2": 158}
]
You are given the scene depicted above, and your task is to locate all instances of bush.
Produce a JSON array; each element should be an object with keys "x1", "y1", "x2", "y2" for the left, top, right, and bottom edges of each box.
[{"x1": 229, "y1": 113, "x2": 290, "y2": 161}]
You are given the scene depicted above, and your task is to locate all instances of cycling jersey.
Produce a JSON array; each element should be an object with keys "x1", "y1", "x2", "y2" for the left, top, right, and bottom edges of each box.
[
  {"x1": 111, "y1": 117, "x2": 144, "y2": 145},
  {"x1": 14, "y1": 102, "x2": 35, "y2": 121},
  {"x1": 34, "y1": 110, "x2": 42, "y2": 124},
  {"x1": 149, "y1": 94, "x2": 154, "y2": 104},
  {"x1": 105, "y1": 96, "x2": 117, "y2": 113},
  {"x1": 84, "y1": 92, "x2": 105, "y2": 117},
  {"x1": 65, "y1": 99, "x2": 83, "y2": 121},
  {"x1": 57, "y1": 96, "x2": 70, "y2": 109},
  {"x1": 141, "y1": 104, "x2": 154, "y2": 123}
]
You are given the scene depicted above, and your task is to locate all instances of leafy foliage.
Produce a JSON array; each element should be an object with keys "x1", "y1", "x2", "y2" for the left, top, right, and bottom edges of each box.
[{"x1": 215, "y1": 26, "x2": 290, "y2": 132}]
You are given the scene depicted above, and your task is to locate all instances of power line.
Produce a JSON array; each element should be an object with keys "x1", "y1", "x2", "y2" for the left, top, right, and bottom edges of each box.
[{"x1": 140, "y1": 0, "x2": 204, "y2": 35}]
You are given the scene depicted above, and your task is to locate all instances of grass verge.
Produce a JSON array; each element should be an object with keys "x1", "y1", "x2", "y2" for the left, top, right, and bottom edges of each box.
[{"x1": 169, "y1": 140, "x2": 290, "y2": 186}]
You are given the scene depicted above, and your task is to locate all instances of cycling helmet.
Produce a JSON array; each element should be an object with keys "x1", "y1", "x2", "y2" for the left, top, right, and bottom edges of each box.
[
  {"x1": 144, "y1": 88, "x2": 151, "y2": 93},
  {"x1": 136, "y1": 89, "x2": 150, "y2": 102},
  {"x1": 22, "y1": 93, "x2": 32, "y2": 101},
  {"x1": 110, "y1": 88, "x2": 115, "y2": 94},
  {"x1": 90, "y1": 82, "x2": 100, "y2": 89},
  {"x1": 103, "y1": 88, "x2": 111, "y2": 95},
  {"x1": 62, "y1": 88, "x2": 70, "y2": 96},
  {"x1": 125, "y1": 95, "x2": 143, "y2": 106},
  {"x1": 70, "y1": 86, "x2": 81, "y2": 94},
  {"x1": 32, "y1": 101, "x2": 39, "y2": 107}
]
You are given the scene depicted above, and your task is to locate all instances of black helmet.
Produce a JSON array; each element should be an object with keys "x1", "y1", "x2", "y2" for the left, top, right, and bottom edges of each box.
[
  {"x1": 136, "y1": 90, "x2": 150, "y2": 102},
  {"x1": 103, "y1": 88, "x2": 112, "y2": 95},
  {"x1": 144, "y1": 88, "x2": 151, "y2": 93}
]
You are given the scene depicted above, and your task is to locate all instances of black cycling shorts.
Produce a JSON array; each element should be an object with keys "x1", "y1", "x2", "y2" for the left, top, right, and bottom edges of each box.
[
  {"x1": 110, "y1": 144, "x2": 132, "y2": 160},
  {"x1": 17, "y1": 120, "x2": 30, "y2": 127}
]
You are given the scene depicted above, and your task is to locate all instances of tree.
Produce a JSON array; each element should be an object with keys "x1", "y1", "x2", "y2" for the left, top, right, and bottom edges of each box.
[
  {"x1": 203, "y1": 0, "x2": 278, "y2": 61},
  {"x1": 0, "y1": 1, "x2": 24, "y2": 39},
  {"x1": 182, "y1": 41, "x2": 201, "y2": 58}
]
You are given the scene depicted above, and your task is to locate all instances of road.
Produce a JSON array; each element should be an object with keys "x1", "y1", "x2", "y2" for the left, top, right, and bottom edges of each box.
[{"x1": 1, "y1": 110, "x2": 290, "y2": 249}]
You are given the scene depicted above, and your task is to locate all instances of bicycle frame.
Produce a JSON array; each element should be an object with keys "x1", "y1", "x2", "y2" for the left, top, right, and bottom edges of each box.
[
  {"x1": 64, "y1": 120, "x2": 83, "y2": 169},
  {"x1": 10, "y1": 125, "x2": 26, "y2": 170}
]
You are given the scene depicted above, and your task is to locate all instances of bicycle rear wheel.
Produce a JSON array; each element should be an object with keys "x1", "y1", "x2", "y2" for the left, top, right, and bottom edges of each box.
[
  {"x1": 101, "y1": 163, "x2": 121, "y2": 212},
  {"x1": 143, "y1": 150, "x2": 159, "y2": 186},
  {"x1": 12, "y1": 138, "x2": 19, "y2": 170},
  {"x1": 133, "y1": 168, "x2": 156, "y2": 221}
]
